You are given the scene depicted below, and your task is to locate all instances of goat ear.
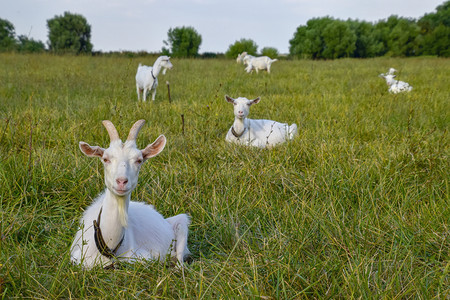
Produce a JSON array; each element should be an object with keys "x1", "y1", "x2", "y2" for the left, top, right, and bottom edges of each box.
[
  {"x1": 250, "y1": 97, "x2": 261, "y2": 105},
  {"x1": 225, "y1": 95, "x2": 234, "y2": 103},
  {"x1": 79, "y1": 142, "x2": 105, "y2": 158},
  {"x1": 142, "y1": 135, "x2": 166, "y2": 160}
]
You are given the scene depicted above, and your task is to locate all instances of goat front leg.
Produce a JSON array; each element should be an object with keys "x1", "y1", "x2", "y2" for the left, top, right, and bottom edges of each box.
[
  {"x1": 166, "y1": 214, "x2": 191, "y2": 264},
  {"x1": 143, "y1": 87, "x2": 148, "y2": 101},
  {"x1": 136, "y1": 84, "x2": 141, "y2": 101},
  {"x1": 151, "y1": 90, "x2": 156, "y2": 101}
]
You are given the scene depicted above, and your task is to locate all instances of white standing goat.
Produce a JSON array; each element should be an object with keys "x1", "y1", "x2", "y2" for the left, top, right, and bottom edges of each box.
[
  {"x1": 244, "y1": 56, "x2": 278, "y2": 74},
  {"x1": 136, "y1": 56, "x2": 173, "y2": 101},
  {"x1": 379, "y1": 73, "x2": 413, "y2": 94},
  {"x1": 225, "y1": 95, "x2": 297, "y2": 148},
  {"x1": 242, "y1": 53, "x2": 255, "y2": 66},
  {"x1": 71, "y1": 120, "x2": 191, "y2": 269},
  {"x1": 236, "y1": 52, "x2": 247, "y2": 64}
]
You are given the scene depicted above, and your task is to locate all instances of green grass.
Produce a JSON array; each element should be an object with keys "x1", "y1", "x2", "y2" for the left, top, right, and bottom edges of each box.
[{"x1": 0, "y1": 53, "x2": 448, "y2": 298}]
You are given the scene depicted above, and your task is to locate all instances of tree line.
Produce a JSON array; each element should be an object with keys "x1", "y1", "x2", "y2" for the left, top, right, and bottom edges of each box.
[
  {"x1": 289, "y1": 2, "x2": 449, "y2": 59},
  {"x1": 0, "y1": 1, "x2": 448, "y2": 58}
]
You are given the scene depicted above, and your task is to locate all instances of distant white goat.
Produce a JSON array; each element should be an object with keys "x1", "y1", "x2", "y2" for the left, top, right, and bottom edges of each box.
[
  {"x1": 236, "y1": 52, "x2": 248, "y2": 64},
  {"x1": 242, "y1": 54, "x2": 255, "y2": 66},
  {"x1": 244, "y1": 56, "x2": 278, "y2": 74},
  {"x1": 379, "y1": 73, "x2": 413, "y2": 94},
  {"x1": 225, "y1": 95, "x2": 297, "y2": 148},
  {"x1": 71, "y1": 120, "x2": 191, "y2": 269},
  {"x1": 136, "y1": 56, "x2": 173, "y2": 101}
]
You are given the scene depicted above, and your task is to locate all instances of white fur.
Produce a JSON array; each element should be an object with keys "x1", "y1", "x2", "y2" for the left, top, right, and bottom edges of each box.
[
  {"x1": 70, "y1": 120, "x2": 190, "y2": 269},
  {"x1": 244, "y1": 56, "x2": 278, "y2": 74},
  {"x1": 236, "y1": 52, "x2": 247, "y2": 64},
  {"x1": 379, "y1": 73, "x2": 412, "y2": 94},
  {"x1": 242, "y1": 54, "x2": 255, "y2": 66},
  {"x1": 136, "y1": 56, "x2": 173, "y2": 101},
  {"x1": 225, "y1": 96, "x2": 297, "y2": 148},
  {"x1": 387, "y1": 68, "x2": 397, "y2": 75}
]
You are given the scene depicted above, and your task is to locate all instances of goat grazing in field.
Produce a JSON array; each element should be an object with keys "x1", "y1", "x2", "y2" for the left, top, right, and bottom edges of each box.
[
  {"x1": 70, "y1": 120, "x2": 191, "y2": 269},
  {"x1": 225, "y1": 95, "x2": 297, "y2": 148},
  {"x1": 136, "y1": 56, "x2": 173, "y2": 101},
  {"x1": 244, "y1": 56, "x2": 278, "y2": 74},
  {"x1": 379, "y1": 73, "x2": 413, "y2": 94}
]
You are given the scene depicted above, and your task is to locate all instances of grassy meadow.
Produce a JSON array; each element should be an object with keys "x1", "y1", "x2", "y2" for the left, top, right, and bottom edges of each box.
[{"x1": 0, "y1": 53, "x2": 448, "y2": 298}]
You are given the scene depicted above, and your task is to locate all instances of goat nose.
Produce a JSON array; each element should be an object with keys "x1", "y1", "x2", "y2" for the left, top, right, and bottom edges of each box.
[{"x1": 116, "y1": 178, "x2": 128, "y2": 186}]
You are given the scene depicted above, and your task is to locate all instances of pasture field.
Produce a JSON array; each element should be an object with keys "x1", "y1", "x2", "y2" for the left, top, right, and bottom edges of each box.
[{"x1": 0, "y1": 53, "x2": 448, "y2": 298}]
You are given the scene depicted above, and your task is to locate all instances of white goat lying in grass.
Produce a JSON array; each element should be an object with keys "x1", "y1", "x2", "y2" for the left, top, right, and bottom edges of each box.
[
  {"x1": 379, "y1": 73, "x2": 412, "y2": 94},
  {"x1": 225, "y1": 95, "x2": 297, "y2": 148},
  {"x1": 71, "y1": 120, "x2": 191, "y2": 269},
  {"x1": 244, "y1": 56, "x2": 278, "y2": 74},
  {"x1": 136, "y1": 56, "x2": 173, "y2": 101}
]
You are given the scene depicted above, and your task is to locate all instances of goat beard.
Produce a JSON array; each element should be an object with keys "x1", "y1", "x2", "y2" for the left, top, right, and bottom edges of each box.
[{"x1": 117, "y1": 198, "x2": 129, "y2": 228}]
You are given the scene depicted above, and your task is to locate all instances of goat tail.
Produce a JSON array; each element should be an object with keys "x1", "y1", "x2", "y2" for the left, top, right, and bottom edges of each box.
[{"x1": 288, "y1": 123, "x2": 298, "y2": 140}]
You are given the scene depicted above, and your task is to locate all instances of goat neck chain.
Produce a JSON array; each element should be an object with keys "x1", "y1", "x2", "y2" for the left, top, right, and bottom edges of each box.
[
  {"x1": 231, "y1": 126, "x2": 245, "y2": 138},
  {"x1": 93, "y1": 207, "x2": 124, "y2": 259}
]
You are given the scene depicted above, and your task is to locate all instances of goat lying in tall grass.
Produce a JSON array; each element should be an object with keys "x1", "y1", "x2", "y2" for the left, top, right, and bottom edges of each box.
[
  {"x1": 225, "y1": 95, "x2": 297, "y2": 148},
  {"x1": 379, "y1": 73, "x2": 413, "y2": 94},
  {"x1": 71, "y1": 120, "x2": 191, "y2": 269}
]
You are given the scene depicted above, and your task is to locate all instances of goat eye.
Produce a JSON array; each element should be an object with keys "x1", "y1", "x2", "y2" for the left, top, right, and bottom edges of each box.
[
  {"x1": 136, "y1": 159, "x2": 143, "y2": 164},
  {"x1": 102, "y1": 158, "x2": 110, "y2": 163}
]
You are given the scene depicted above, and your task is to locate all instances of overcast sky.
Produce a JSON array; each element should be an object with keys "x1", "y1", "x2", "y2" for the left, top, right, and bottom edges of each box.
[{"x1": 1, "y1": 0, "x2": 444, "y2": 54}]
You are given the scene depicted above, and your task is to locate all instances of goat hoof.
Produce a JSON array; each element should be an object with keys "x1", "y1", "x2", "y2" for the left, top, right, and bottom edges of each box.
[{"x1": 183, "y1": 254, "x2": 194, "y2": 264}]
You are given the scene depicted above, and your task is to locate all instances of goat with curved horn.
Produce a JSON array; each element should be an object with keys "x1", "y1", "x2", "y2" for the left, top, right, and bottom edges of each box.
[
  {"x1": 126, "y1": 119, "x2": 146, "y2": 142},
  {"x1": 102, "y1": 120, "x2": 120, "y2": 142},
  {"x1": 71, "y1": 120, "x2": 191, "y2": 269}
]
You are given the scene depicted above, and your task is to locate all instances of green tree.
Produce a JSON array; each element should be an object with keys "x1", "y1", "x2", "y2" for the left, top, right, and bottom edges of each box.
[
  {"x1": 388, "y1": 17, "x2": 420, "y2": 56},
  {"x1": 162, "y1": 26, "x2": 202, "y2": 58},
  {"x1": 17, "y1": 35, "x2": 45, "y2": 53},
  {"x1": 373, "y1": 15, "x2": 419, "y2": 57},
  {"x1": 0, "y1": 18, "x2": 17, "y2": 51},
  {"x1": 417, "y1": 1, "x2": 450, "y2": 56},
  {"x1": 322, "y1": 19, "x2": 356, "y2": 59},
  {"x1": 289, "y1": 17, "x2": 334, "y2": 59},
  {"x1": 47, "y1": 12, "x2": 93, "y2": 54},
  {"x1": 261, "y1": 47, "x2": 278, "y2": 58},
  {"x1": 225, "y1": 38, "x2": 258, "y2": 59},
  {"x1": 347, "y1": 20, "x2": 384, "y2": 58}
]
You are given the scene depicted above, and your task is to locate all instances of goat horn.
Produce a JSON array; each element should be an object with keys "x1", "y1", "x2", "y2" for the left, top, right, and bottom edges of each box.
[
  {"x1": 102, "y1": 120, "x2": 120, "y2": 141},
  {"x1": 127, "y1": 119, "x2": 146, "y2": 142}
]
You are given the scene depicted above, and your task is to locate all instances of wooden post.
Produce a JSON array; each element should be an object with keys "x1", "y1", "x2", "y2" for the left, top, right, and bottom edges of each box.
[
  {"x1": 166, "y1": 81, "x2": 171, "y2": 103},
  {"x1": 181, "y1": 114, "x2": 185, "y2": 135}
]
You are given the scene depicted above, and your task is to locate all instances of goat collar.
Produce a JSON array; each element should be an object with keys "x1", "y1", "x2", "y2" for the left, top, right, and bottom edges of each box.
[
  {"x1": 93, "y1": 207, "x2": 124, "y2": 259},
  {"x1": 231, "y1": 126, "x2": 245, "y2": 138},
  {"x1": 151, "y1": 69, "x2": 156, "y2": 80}
]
